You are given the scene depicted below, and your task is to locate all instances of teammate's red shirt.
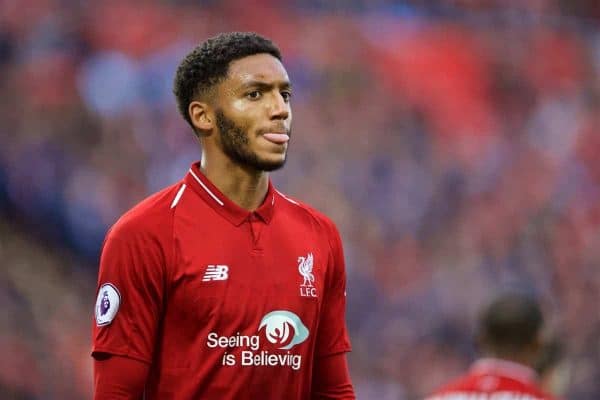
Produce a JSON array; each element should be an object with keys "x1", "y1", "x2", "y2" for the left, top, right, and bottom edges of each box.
[
  {"x1": 426, "y1": 358, "x2": 557, "y2": 400},
  {"x1": 92, "y1": 162, "x2": 352, "y2": 399}
]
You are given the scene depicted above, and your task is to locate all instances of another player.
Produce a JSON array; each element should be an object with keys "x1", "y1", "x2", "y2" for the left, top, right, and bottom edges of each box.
[
  {"x1": 92, "y1": 32, "x2": 355, "y2": 399},
  {"x1": 425, "y1": 292, "x2": 558, "y2": 400}
]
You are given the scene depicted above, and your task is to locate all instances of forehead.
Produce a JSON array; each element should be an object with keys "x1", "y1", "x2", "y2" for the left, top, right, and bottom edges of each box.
[{"x1": 225, "y1": 53, "x2": 289, "y2": 87}]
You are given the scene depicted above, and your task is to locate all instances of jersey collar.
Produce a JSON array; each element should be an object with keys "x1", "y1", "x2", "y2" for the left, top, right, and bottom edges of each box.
[
  {"x1": 184, "y1": 162, "x2": 276, "y2": 226},
  {"x1": 471, "y1": 358, "x2": 539, "y2": 385}
]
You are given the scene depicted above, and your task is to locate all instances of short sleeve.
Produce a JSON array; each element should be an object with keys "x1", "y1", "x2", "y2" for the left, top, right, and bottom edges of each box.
[
  {"x1": 315, "y1": 221, "x2": 352, "y2": 357},
  {"x1": 92, "y1": 220, "x2": 168, "y2": 364}
]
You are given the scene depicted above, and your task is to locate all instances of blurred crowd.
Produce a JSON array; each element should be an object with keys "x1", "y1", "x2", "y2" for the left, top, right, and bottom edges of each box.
[{"x1": 1, "y1": 0, "x2": 600, "y2": 399}]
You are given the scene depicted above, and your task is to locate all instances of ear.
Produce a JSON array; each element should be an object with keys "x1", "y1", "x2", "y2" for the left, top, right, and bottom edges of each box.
[
  {"x1": 530, "y1": 331, "x2": 544, "y2": 357},
  {"x1": 189, "y1": 101, "x2": 214, "y2": 134},
  {"x1": 475, "y1": 332, "x2": 488, "y2": 354}
]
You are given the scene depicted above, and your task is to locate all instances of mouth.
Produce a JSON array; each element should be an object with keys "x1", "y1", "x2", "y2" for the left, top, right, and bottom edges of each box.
[{"x1": 262, "y1": 132, "x2": 290, "y2": 145}]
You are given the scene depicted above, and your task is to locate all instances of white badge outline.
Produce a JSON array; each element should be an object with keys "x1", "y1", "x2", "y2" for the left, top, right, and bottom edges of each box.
[{"x1": 95, "y1": 282, "x2": 121, "y2": 326}]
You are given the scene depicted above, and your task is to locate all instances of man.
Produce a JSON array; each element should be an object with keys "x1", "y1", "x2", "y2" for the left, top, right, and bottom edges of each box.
[
  {"x1": 535, "y1": 337, "x2": 569, "y2": 397},
  {"x1": 425, "y1": 293, "x2": 558, "y2": 400},
  {"x1": 92, "y1": 32, "x2": 355, "y2": 399}
]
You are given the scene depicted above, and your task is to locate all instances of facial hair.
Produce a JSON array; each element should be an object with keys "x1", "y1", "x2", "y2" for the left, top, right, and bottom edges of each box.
[{"x1": 215, "y1": 109, "x2": 289, "y2": 172}]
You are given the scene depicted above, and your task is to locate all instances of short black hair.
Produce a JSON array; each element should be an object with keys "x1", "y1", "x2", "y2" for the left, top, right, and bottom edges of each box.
[
  {"x1": 478, "y1": 292, "x2": 544, "y2": 354},
  {"x1": 173, "y1": 32, "x2": 282, "y2": 130}
]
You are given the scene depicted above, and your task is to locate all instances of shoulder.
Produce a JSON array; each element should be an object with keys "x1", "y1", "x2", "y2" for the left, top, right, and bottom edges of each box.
[
  {"x1": 275, "y1": 190, "x2": 340, "y2": 238},
  {"x1": 97, "y1": 184, "x2": 184, "y2": 280},
  {"x1": 426, "y1": 373, "x2": 479, "y2": 398},
  {"x1": 106, "y1": 182, "x2": 183, "y2": 245},
  {"x1": 427, "y1": 373, "x2": 557, "y2": 400}
]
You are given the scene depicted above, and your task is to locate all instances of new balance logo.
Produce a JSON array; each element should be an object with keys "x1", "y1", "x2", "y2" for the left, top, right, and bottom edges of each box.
[{"x1": 202, "y1": 265, "x2": 229, "y2": 281}]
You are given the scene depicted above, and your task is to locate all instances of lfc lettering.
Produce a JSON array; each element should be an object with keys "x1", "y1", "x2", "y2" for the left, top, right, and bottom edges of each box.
[{"x1": 300, "y1": 287, "x2": 317, "y2": 297}]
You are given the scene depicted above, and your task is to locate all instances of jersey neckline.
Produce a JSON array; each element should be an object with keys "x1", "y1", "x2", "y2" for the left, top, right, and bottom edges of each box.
[
  {"x1": 183, "y1": 162, "x2": 276, "y2": 226},
  {"x1": 470, "y1": 357, "x2": 539, "y2": 385}
]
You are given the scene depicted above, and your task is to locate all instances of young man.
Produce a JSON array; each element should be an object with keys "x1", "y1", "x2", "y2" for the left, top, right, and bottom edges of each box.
[
  {"x1": 425, "y1": 293, "x2": 558, "y2": 400},
  {"x1": 92, "y1": 32, "x2": 355, "y2": 399}
]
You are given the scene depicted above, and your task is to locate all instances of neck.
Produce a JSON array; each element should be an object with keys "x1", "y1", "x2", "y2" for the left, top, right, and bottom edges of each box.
[
  {"x1": 486, "y1": 349, "x2": 537, "y2": 369},
  {"x1": 200, "y1": 154, "x2": 269, "y2": 211}
]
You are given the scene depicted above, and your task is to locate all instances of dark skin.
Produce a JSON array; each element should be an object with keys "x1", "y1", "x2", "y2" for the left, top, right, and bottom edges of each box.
[
  {"x1": 94, "y1": 55, "x2": 354, "y2": 399},
  {"x1": 188, "y1": 53, "x2": 292, "y2": 211},
  {"x1": 478, "y1": 332, "x2": 542, "y2": 368}
]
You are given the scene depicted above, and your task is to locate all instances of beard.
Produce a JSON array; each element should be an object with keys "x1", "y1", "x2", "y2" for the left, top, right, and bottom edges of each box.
[{"x1": 215, "y1": 109, "x2": 289, "y2": 172}]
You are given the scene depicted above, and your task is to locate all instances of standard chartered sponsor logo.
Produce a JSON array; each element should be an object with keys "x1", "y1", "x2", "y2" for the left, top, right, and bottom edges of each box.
[
  {"x1": 426, "y1": 392, "x2": 543, "y2": 400},
  {"x1": 207, "y1": 310, "x2": 308, "y2": 370},
  {"x1": 259, "y1": 310, "x2": 309, "y2": 350},
  {"x1": 240, "y1": 350, "x2": 302, "y2": 370},
  {"x1": 207, "y1": 332, "x2": 260, "y2": 351}
]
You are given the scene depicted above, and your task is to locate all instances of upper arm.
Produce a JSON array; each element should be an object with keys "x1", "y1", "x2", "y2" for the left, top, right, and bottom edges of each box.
[
  {"x1": 92, "y1": 219, "x2": 169, "y2": 363},
  {"x1": 314, "y1": 219, "x2": 352, "y2": 357},
  {"x1": 311, "y1": 352, "x2": 355, "y2": 399},
  {"x1": 94, "y1": 355, "x2": 149, "y2": 399}
]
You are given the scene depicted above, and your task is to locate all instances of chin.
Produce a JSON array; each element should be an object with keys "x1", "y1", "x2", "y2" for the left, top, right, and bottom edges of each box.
[
  {"x1": 227, "y1": 147, "x2": 287, "y2": 172},
  {"x1": 251, "y1": 149, "x2": 287, "y2": 171},
  {"x1": 257, "y1": 158, "x2": 286, "y2": 172}
]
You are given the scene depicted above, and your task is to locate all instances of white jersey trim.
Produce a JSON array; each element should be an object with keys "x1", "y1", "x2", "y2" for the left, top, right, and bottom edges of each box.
[
  {"x1": 170, "y1": 184, "x2": 187, "y2": 209},
  {"x1": 471, "y1": 358, "x2": 538, "y2": 384},
  {"x1": 189, "y1": 168, "x2": 224, "y2": 206},
  {"x1": 276, "y1": 190, "x2": 299, "y2": 205}
]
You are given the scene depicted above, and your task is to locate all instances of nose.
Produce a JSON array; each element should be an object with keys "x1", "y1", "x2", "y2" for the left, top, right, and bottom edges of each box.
[{"x1": 268, "y1": 93, "x2": 290, "y2": 120}]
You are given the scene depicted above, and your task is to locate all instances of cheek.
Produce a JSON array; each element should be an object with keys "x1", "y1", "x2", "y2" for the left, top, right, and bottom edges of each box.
[
  {"x1": 226, "y1": 103, "x2": 260, "y2": 134},
  {"x1": 231, "y1": 99, "x2": 247, "y2": 112}
]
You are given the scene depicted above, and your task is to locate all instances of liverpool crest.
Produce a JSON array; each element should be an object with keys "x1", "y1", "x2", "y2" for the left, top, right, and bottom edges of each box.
[{"x1": 298, "y1": 253, "x2": 317, "y2": 297}]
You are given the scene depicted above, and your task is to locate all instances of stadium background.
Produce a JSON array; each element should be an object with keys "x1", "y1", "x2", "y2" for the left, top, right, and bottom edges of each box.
[{"x1": 1, "y1": 0, "x2": 600, "y2": 398}]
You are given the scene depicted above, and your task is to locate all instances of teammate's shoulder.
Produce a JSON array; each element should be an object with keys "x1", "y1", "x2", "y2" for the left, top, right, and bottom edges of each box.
[
  {"x1": 427, "y1": 372, "x2": 477, "y2": 396},
  {"x1": 275, "y1": 190, "x2": 338, "y2": 232},
  {"x1": 108, "y1": 182, "x2": 184, "y2": 240}
]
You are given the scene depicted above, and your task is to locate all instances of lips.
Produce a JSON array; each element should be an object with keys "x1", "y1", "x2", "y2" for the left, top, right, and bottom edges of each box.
[{"x1": 262, "y1": 133, "x2": 289, "y2": 144}]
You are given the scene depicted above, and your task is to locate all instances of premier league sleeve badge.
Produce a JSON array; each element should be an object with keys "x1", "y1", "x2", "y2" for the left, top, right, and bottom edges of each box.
[{"x1": 95, "y1": 283, "x2": 121, "y2": 326}]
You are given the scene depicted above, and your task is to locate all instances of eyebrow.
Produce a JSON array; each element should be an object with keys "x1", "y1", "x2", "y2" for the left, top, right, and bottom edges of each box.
[{"x1": 239, "y1": 80, "x2": 292, "y2": 91}]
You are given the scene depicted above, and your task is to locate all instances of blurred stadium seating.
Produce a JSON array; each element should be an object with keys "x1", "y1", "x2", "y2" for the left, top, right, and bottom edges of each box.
[{"x1": 1, "y1": 1, "x2": 599, "y2": 398}]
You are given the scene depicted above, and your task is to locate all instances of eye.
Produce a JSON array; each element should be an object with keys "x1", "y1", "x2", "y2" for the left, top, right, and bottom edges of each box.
[
  {"x1": 246, "y1": 90, "x2": 261, "y2": 100},
  {"x1": 281, "y1": 91, "x2": 292, "y2": 102}
]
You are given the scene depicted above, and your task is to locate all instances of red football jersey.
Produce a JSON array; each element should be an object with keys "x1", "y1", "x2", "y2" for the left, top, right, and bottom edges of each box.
[
  {"x1": 426, "y1": 358, "x2": 557, "y2": 400},
  {"x1": 92, "y1": 162, "x2": 352, "y2": 399}
]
